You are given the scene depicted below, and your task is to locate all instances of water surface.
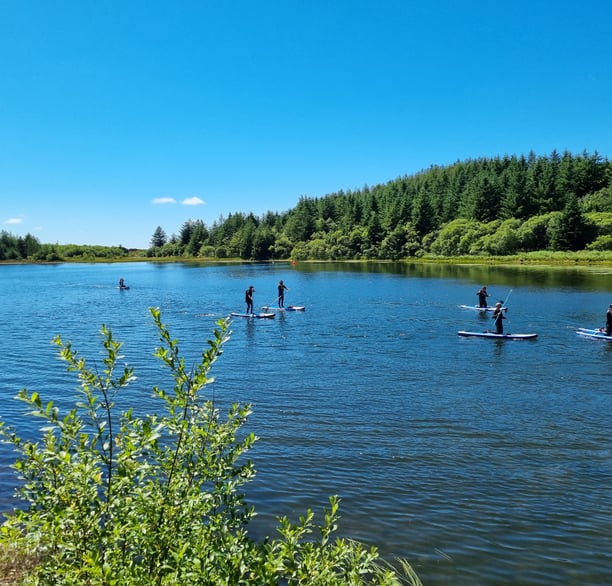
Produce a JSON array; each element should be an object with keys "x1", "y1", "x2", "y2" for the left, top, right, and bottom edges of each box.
[{"x1": 1, "y1": 261, "x2": 611, "y2": 585}]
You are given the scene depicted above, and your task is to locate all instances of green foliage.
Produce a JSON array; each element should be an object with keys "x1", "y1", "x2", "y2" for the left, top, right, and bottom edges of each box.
[
  {"x1": 515, "y1": 213, "x2": 556, "y2": 251},
  {"x1": 0, "y1": 231, "x2": 42, "y2": 261},
  {"x1": 585, "y1": 212, "x2": 612, "y2": 236},
  {"x1": 474, "y1": 219, "x2": 522, "y2": 255},
  {"x1": 587, "y1": 235, "x2": 612, "y2": 251},
  {"x1": 138, "y1": 150, "x2": 610, "y2": 261},
  {"x1": 56, "y1": 244, "x2": 130, "y2": 260},
  {"x1": 548, "y1": 196, "x2": 596, "y2": 251},
  {"x1": 5, "y1": 150, "x2": 607, "y2": 263},
  {"x1": 150, "y1": 225, "x2": 168, "y2": 248},
  {"x1": 428, "y1": 219, "x2": 482, "y2": 256},
  {"x1": 0, "y1": 310, "x2": 416, "y2": 585},
  {"x1": 580, "y1": 186, "x2": 612, "y2": 213}
]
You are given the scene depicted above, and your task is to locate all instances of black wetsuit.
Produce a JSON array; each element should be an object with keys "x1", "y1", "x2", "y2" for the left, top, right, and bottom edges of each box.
[
  {"x1": 492, "y1": 308, "x2": 505, "y2": 334},
  {"x1": 278, "y1": 283, "x2": 288, "y2": 307},
  {"x1": 606, "y1": 309, "x2": 612, "y2": 336},
  {"x1": 476, "y1": 288, "x2": 489, "y2": 308},
  {"x1": 245, "y1": 288, "x2": 254, "y2": 313}
]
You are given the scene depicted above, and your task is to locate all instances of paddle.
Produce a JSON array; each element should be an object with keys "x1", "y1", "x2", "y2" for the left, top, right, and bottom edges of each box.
[
  {"x1": 492, "y1": 290, "x2": 512, "y2": 332},
  {"x1": 262, "y1": 281, "x2": 292, "y2": 309},
  {"x1": 262, "y1": 295, "x2": 281, "y2": 309},
  {"x1": 500, "y1": 289, "x2": 512, "y2": 310}
]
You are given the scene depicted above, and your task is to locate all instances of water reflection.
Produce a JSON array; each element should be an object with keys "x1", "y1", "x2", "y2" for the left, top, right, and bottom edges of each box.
[{"x1": 289, "y1": 261, "x2": 612, "y2": 291}]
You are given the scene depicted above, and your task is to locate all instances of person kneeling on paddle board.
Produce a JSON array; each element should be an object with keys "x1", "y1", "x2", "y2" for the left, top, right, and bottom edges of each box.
[
  {"x1": 245, "y1": 285, "x2": 255, "y2": 314},
  {"x1": 606, "y1": 304, "x2": 612, "y2": 336},
  {"x1": 492, "y1": 302, "x2": 506, "y2": 334}
]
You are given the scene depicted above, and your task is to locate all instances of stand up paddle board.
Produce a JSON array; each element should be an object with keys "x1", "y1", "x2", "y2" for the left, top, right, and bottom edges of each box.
[
  {"x1": 230, "y1": 312, "x2": 275, "y2": 319},
  {"x1": 457, "y1": 330, "x2": 537, "y2": 340},
  {"x1": 261, "y1": 305, "x2": 306, "y2": 312},
  {"x1": 576, "y1": 328, "x2": 612, "y2": 342},
  {"x1": 458, "y1": 305, "x2": 507, "y2": 312}
]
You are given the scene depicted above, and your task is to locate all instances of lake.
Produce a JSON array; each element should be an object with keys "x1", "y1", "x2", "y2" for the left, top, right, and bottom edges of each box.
[{"x1": 0, "y1": 261, "x2": 611, "y2": 585}]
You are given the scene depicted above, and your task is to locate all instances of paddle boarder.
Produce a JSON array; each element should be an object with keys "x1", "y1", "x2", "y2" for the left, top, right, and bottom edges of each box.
[
  {"x1": 476, "y1": 285, "x2": 489, "y2": 308},
  {"x1": 492, "y1": 302, "x2": 506, "y2": 334},
  {"x1": 277, "y1": 280, "x2": 289, "y2": 307},
  {"x1": 119, "y1": 277, "x2": 127, "y2": 289},
  {"x1": 245, "y1": 285, "x2": 255, "y2": 314},
  {"x1": 606, "y1": 304, "x2": 612, "y2": 336}
]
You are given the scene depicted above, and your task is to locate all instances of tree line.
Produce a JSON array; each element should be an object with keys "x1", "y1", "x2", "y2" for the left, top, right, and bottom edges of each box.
[
  {"x1": 0, "y1": 231, "x2": 132, "y2": 262},
  {"x1": 148, "y1": 150, "x2": 612, "y2": 260},
  {"x1": 2, "y1": 150, "x2": 611, "y2": 262}
]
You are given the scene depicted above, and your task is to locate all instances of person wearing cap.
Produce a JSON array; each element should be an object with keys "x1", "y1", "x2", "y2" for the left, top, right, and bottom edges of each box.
[
  {"x1": 277, "y1": 279, "x2": 289, "y2": 308},
  {"x1": 476, "y1": 285, "x2": 489, "y2": 308},
  {"x1": 606, "y1": 304, "x2": 612, "y2": 336},
  {"x1": 492, "y1": 301, "x2": 506, "y2": 334},
  {"x1": 245, "y1": 285, "x2": 255, "y2": 314}
]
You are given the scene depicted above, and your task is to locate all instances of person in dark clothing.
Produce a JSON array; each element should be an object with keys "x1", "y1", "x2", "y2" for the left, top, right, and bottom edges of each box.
[
  {"x1": 492, "y1": 302, "x2": 506, "y2": 334},
  {"x1": 476, "y1": 286, "x2": 489, "y2": 308},
  {"x1": 245, "y1": 285, "x2": 255, "y2": 314},
  {"x1": 606, "y1": 304, "x2": 612, "y2": 336},
  {"x1": 277, "y1": 280, "x2": 289, "y2": 307}
]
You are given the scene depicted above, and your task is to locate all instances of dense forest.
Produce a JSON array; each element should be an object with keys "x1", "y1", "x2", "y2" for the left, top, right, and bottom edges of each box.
[
  {"x1": 3, "y1": 150, "x2": 612, "y2": 262},
  {"x1": 147, "y1": 150, "x2": 612, "y2": 260}
]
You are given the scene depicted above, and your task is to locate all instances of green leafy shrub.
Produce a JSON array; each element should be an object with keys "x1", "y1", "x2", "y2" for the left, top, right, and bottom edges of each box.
[
  {"x1": 587, "y1": 234, "x2": 612, "y2": 251},
  {"x1": 0, "y1": 308, "x2": 417, "y2": 585}
]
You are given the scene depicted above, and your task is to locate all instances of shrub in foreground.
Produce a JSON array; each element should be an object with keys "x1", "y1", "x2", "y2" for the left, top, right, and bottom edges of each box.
[{"x1": 0, "y1": 308, "x2": 419, "y2": 585}]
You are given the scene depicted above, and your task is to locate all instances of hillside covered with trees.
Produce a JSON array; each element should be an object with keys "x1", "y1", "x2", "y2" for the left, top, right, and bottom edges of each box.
[
  {"x1": 2, "y1": 150, "x2": 611, "y2": 262},
  {"x1": 147, "y1": 150, "x2": 612, "y2": 260}
]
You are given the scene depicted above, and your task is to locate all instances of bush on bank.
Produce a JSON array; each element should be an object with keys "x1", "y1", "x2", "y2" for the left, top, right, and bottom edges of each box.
[{"x1": 0, "y1": 308, "x2": 419, "y2": 585}]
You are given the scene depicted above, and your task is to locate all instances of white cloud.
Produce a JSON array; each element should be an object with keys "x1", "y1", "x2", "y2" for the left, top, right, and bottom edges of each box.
[
  {"x1": 181, "y1": 196, "x2": 205, "y2": 206},
  {"x1": 152, "y1": 197, "x2": 177, "y2": 204},
  {"x1": 4, "y1": 217, "x2": 24, "y2": 225}
]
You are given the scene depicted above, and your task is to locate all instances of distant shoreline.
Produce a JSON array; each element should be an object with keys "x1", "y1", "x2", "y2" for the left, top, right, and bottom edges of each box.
[{"x1": 2, "y1": 252, "x2": 612, "y2": 268}]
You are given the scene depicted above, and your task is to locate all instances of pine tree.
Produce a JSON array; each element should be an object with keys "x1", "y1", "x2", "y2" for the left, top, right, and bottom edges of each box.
[{"x1": 150, "y1": 226, "x2": 167, "y2": 248}]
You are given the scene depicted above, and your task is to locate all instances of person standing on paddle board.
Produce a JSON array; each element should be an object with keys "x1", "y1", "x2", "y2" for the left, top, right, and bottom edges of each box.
[
  {"x1": 277, "y1": 280, "x2": 289, "y2": 307},
  {"x1": 492, "y1": 302, "x2": 506, "y2": 334},
  {"x1": 606, "y1": 304, "x2": 612, "y2": 335},
  {"x1": 476, "y1": 286, "x2": 489, "y2": 308},
  {"x1": 245, "y1": 285, "x2": 255, "y2": 314}
]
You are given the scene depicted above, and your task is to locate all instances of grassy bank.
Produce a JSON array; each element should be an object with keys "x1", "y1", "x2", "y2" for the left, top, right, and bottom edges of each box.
[{"x1": 2, "y1": 250, "x2": 612, "y2": 267}]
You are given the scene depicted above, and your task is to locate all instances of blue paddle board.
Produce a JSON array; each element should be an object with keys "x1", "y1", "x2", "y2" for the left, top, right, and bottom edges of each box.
[
  {"x1": 458, "y1": 330, "x2": 537, "y2": 340},
  {"x1": 576, "y1": 328, "x2": 612, "y2": 342},
  {"x1": 230, "y1": 312, "x2": 275, "y2": 319}
]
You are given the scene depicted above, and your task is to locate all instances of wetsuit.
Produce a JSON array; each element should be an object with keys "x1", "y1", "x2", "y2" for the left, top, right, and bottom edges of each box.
[
  {"x1": 278, "y1": 282, "x2": 288, "y2": 307},
  {"x1": 245, "y1": 287, "x2": 254, "y2": 313},
  {"x1": 477, "y1": 288, "x2": 489, "y2": 308},
  {"x1": 492, "y1": 308, "x2": 505, "y2": 334}
]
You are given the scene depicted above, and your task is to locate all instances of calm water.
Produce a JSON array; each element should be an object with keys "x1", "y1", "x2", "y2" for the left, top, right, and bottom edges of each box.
[{"x1": 1, "y1": 261, "x2": 611, "y2": 585}]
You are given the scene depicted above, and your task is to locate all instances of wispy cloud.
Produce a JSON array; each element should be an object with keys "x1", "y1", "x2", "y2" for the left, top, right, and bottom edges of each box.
[
  {"x1": 4, "y1": 217, "x2": 24, "y2": 225},
  {"x1": 152, "y1": 197, "x2": 177, "y2": 204},
  {"x1": 182, "y1": 196, "x2": 205, "y2": 206}
]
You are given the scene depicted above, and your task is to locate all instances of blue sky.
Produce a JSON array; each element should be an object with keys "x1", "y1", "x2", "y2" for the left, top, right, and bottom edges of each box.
[{"x1": 2, "y1": 1, "x2": 611, "y2": 249}]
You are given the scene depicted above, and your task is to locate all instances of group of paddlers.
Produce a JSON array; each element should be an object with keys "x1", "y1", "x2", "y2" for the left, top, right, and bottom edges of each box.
[
  {"x1": 476, "y1": 286, "x2": 506, "y2": 334},
  {"x1": 245, "y1": 280, "x2": 290, "y2": 314},
  {"x1": 477, "y1": 285, "x2": 612, "y2": 336}
]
